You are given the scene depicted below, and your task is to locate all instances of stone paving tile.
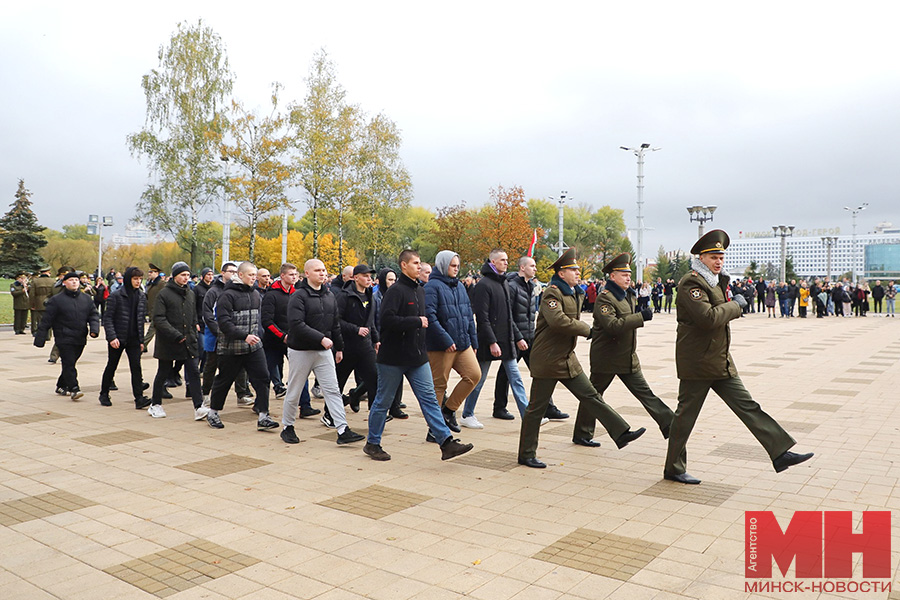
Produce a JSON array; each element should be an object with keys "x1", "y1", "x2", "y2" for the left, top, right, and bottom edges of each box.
[
  {"x1": 219, "y1": 410, "x2": 263, "y2": 424},
  {"x1": 776, "y1": 419, "x2": 820, "y2": 434},
  {"x1": 533, "y1": 528, "x2": 666, "y2": 581},
  {"x1": 639, "y1": 481, "x2": 741, "y2": 507},
  {"x1": 449, "y1": 448, "x2": 521, "y2": 472},
  {"x1": 10, "y1": 375, "x2": 49, "y2": 383},
  {"x1": 74, "y1": 429, "x2": 157, "y2": 447},
  {"x1": 785, "y1": 401, "x2": 841, "y2": 412},
  {"x1": 0, "y1": 490, "x2": 97, "y2": 526},
  {"x1": 846, "y1": 367, "x2": 885, "y2": 374},
  {"x1": 102, "y1": 538, "x2": 259, "y2": 597},
  {"x1": 174, "y1": 454, "x2": 272, "y2": 477},
  {"x1": 0, "y1": 411, "x2": 68, "y2": 424},
  {"x1": 831, "y1": 377, "x2": 872, "y2": 384},
  {"x1": 317, "y1": 484, "x2": 431, "y2": 519},
  {"x1": 812, "y1": 388, "x2": 859, "y2": 397},
  {"x1": 709, "y1": 443, "x2": 770, "y2": 463}
]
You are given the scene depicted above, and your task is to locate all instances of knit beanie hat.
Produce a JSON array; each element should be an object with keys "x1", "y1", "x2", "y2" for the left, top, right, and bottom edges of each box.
[{"x1": 171, "y1": 262, "x2": 191, "y2": 277}]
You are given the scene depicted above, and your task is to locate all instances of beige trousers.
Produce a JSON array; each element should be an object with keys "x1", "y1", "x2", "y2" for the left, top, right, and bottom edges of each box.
[{"x1": 427, "y1": 347, "x2": 481, "y2": 411}]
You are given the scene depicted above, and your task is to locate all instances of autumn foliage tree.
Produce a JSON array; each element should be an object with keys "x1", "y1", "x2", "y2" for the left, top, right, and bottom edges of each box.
[
  {"x1": 471, "y1": 185, "x2": 534, "y2": 262},
  {"x1": 220, "y1": 84, "x2": 292, "y2": 261}
]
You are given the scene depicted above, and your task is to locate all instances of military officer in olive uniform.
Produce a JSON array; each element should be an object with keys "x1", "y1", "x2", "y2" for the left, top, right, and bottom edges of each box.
[
  {"x1": 11, "y1": 272, "x2": 30, "y2": 334},
  {"x1": 573, "y1": 253, "x2": 675, "y2": 446},
  {"x1": 517, "y1": 249, "x2": 646, "y2": 468},
  {"x1": 30, "y1": 266, "x2": 55, "y2": 336},
  {"x1": 664, "y1": 230, "x2": 814, "y2": 484}
]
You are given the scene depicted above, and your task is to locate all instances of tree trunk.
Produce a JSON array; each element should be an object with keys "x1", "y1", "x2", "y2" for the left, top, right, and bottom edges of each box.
[
  {"x1": 338, "y1": 204, "x2": 344, "y2": 269},
  {"x1": 312, "y1": 196, "x2": 319, "y2": 258}
]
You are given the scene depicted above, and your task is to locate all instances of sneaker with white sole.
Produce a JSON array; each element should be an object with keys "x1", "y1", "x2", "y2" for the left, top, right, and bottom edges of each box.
[
  {"x1": 459, "y1": 415, "x2": 484, "y2": 429},
  {"x1": 540, "y1": 417, "x2": 550, "y2": 426},
  {"x1": 311, "y1": 384, "x2": 323, "y2": 399},
  {"x1": 320, "y1": 411, "x2": 335, "y2": 429},
  {"x1": 70, "y1": 389, "x2": 84, "y2": 401},
  {"x1": 237, "y1": 396, "x2": 255, "y2": 407},
  {"x1": 148, "y1": 404, "x2": 167, "y2": 418},
  {"x1": 194, "y1": 406, "x2": 210, "y2": 421},
  {"x1": 257, "y1": 415, "x2": 279, "y2": 431},
  {"x1": 207, "y1": 412, "x2": 224, "y2": 429}
]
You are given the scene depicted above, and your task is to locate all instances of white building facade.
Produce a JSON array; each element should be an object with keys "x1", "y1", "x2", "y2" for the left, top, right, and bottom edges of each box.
[{"x1": 724, "y1": 227, "x2": 900, "y2": 280}]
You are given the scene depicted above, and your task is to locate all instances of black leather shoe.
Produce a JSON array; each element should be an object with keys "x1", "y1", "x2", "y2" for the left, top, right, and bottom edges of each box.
[
  {"x1": 161, "y1": 388, "x2": 173, "y2": 399},
  {"x1": 545, "y1": 405, "x2": 569, "y2": 420},
  {"x1": 615, "y1": 427, "x2": 646, "y2": 449},
  {"x1": 99, "y1": 394, "x2": 112, "y2": 407},
  {"x1": 134, "y1": 396, "x2": 151, "y2": 410},
  {"x1": 425, "y1": 430, "x2": 438, "y2": 443},
  {"x1": 164, "y1": 379, "x2": 179, "y2": 388},
  {"x1": 493, "y1": 409, "x2": 515, "y2": 421},
  {"x1": 389, "y1": 409, "x2": 408, "y2": 420},
  {"x1": 109, "y1": 383, "x2": 118, "y2": 391},
  {"x1": 518, "y1": 457, "x2": 547, "y2": 469},
  {"x1": 442, "y1": 407, "x2": 461, "y2": 433},
  {"x1": 773, "y1": 450, "x2": 814, "y2": 473},
  {"x1": 142, "y1": 382, "x2": 150, "y2": 391},
  {"x1": 572, "y1": 437, "x2": 602, "y2": 447},
  {"x1": 664, "y1": 471, "x2": 701, "y2": 485}
]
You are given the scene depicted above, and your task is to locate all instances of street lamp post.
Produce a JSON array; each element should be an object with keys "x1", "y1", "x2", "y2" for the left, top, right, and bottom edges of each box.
[
  {"x1": 549, "y1": 191, "x2": 570, "y2": 257},
  {"x1": 87, "y1": 215, "x2": 114, "y2": 279},
  {"x1": 687, "y1": 205, "x2": 718, "y2": 238},
  {"x1": 821, "y1": 236, "x2": 838, "y2": 281},
  {"x1": 621, "y1": 143, "x2": 661, "y2": 284},
  {"x1": 281, "y1": 208, "x2": 289, "y2": 264},
  {"x1": 221, "y1": 156, "x2": 231, "y2": 265},
  {"x1": 843, "y1": 203, "x2": 868, "y2": 282},
  {"x1": 772, "y1": 225, "x2": 794, "y2": 282}
]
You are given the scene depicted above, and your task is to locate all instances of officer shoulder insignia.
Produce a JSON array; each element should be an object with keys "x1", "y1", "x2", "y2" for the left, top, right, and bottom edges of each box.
[
  {"x1": 599, "y1": 304, "x2": 612, "y2": 314},
  {"x1": 548, "y1": 299, "x2": 559, "y2": 308},
  {"x1": 600, "y1": 290, "x2": 608, "y2": 295},
  {"x1": 690, "y1": 288, "x2": 703, "y2": 300}
]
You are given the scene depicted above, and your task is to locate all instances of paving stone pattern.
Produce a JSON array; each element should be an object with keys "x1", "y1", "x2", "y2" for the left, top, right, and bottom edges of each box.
[
  {"x1": 318, "y1": 484, "x2": 431, "y2": 519},
  {"x1": 534, "y1": 528, "x2": 666, "y2": 580}
]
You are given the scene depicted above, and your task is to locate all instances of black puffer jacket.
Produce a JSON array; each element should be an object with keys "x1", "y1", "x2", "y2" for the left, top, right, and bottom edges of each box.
[
  {"x1": 377, "y1": 273, "x2": 427, "y2": 367},
  {"x1": 335, "y1": 284, "x2": 379, "y2": 349},
  {"x1": 471, "y1": 261, "x2": 522, "y2": 362},
  {"x1": 261, "y1": 279, "x2": 293, "y2": 346},
  {"x1": 506, "y1": 272, "x2": 536, "y2": 343},
  {"x1": 194, "y1": 279, "x2": 212, "y2": 328},
  {"x1": 202, "y1": 275, "x2": 228, "y2": 336},
  {"x1": 286, "y1": 280, "x2": 343, "y2": 351},
  {"x1": 102, "y1": 267, "x2": 146, "y2": 345},
  {"x1": 34, "y1": 288, "x2": 100, "y2": 347},
  {"x1": 216, "y1": 280, "x2": 263, "y2": 355},
  {"x1": 153, "y1": 279, "x2": 199, "y2": 360}
]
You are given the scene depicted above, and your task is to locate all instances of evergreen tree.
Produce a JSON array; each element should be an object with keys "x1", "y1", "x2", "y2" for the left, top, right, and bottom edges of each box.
[{"x1": 0, "y1": 179, "x2": 47, "y2": 276}]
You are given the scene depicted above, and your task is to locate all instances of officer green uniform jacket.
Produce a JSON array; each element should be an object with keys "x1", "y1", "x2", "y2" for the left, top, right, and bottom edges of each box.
[
  {"x1": 530, "y1": 277, "x2": 588, "y2": 379},
  {"x1": 11, "y1": 281, "x2": 29, "y2": 310},
  {"x1": 590, "y1": 282, "x2": 644, "y2": 374},
  {"x1": 30, "y1": 275, "x2": 54, "y2": 309},
  {"x1": 675, "y1": 270, "x2": 742, "y2": 380}
]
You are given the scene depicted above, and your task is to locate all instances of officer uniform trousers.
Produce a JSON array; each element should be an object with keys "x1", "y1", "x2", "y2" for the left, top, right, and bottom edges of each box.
[
  {"x1": 573, "y1": 370, "x2": 674, "y2": 440},
  {"x1": 518, "y1": 372, "x2": 629, "y2": 460},
  {"x1": 664, "y1": 376, "x2": 796, "y2": 475}
]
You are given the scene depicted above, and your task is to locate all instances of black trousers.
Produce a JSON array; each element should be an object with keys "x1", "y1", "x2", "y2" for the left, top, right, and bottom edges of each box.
[
  {"x1": 874, "y1": 298, "x2": 883, "y2": 313},
  {"x1": 202, "y1": 351, "x2": 250, "y2": 397},
  {"x1": 101, "y1": 341, "x2": 143, "y2": 398},
  {"x1": 665, "y1": 295, "x2": 673, "y2": 313},
  {"x1": 336, "y1": 343, "x2": 378, "y2": 405},
  {"x1": 56, "y1": 343, "x2": 85, "y2": 392},
  {"x1": 263, "y1": 341, "x2": 288, "y2": 391},
  {"x1": 209, "y1": 351, "x2": 270, "y2": 413},
  {"x1": 153, "y1": 358, "x2": 203, "y2": 408}
]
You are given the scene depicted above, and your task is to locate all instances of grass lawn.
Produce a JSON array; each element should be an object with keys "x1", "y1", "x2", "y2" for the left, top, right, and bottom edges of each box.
[{"x1": 0, "y1": 278, "x2": 14, "y2": 325}]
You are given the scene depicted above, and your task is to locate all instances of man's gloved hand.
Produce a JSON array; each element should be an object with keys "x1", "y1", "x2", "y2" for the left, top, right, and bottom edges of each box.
[
  {"x1": 733, "y1": 294, "x2": 748, "y2": 309},
  {"x1": 640, "y1": 307, "x2": 653, "y2": 321}
]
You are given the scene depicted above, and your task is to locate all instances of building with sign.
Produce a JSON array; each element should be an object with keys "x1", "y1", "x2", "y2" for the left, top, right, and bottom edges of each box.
[{"x1": 724, "y1": 227, "x2": 900, "y2": 280}]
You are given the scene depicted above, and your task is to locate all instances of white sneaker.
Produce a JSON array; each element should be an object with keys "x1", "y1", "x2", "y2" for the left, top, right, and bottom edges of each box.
[
  {"x1": 540, "y1": 417, "x2": 550, "y2": 426},
  {"x1": 148, "y1": 404, "x2": 167, "y2": 418},
  {"x1": 194, "y1": 406, "x2": 210, "y2": 421},
  {"x1": 311, "y1": 384, "x2": 324, "y2": 399},
  {"x1": 201, "y1": 395, "x2": 210, "y2": 408},
  {"x1": 459, "y1": 415, "x2": 484, "y2": 429},
  {"x1": 237, "y1": 396, "x2": 255, "y2": 407}
]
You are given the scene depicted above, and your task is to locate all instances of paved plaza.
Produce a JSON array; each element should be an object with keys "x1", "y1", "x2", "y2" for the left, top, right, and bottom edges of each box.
[{"x1": 0, "y1": 312, "x2": 898, "y2": 599}]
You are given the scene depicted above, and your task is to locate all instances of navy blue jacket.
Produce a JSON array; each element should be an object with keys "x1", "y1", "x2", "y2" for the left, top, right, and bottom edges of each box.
[{"x1": 424, "y1": 270, "x2": 478, "y2": 352}]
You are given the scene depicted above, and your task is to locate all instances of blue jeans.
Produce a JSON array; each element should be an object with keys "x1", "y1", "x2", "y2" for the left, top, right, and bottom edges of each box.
[
  {"x1": 463, "y1": 359, "x2": 528, "y2": 418},
  {"x1": 368, "y1": 362, "x2": 451, "y2": 446}
]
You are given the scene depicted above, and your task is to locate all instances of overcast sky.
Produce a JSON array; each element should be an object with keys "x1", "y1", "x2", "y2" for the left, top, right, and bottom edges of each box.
[{"x1": 2, "y1": 1, "x2": 898, "y2": 259}]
